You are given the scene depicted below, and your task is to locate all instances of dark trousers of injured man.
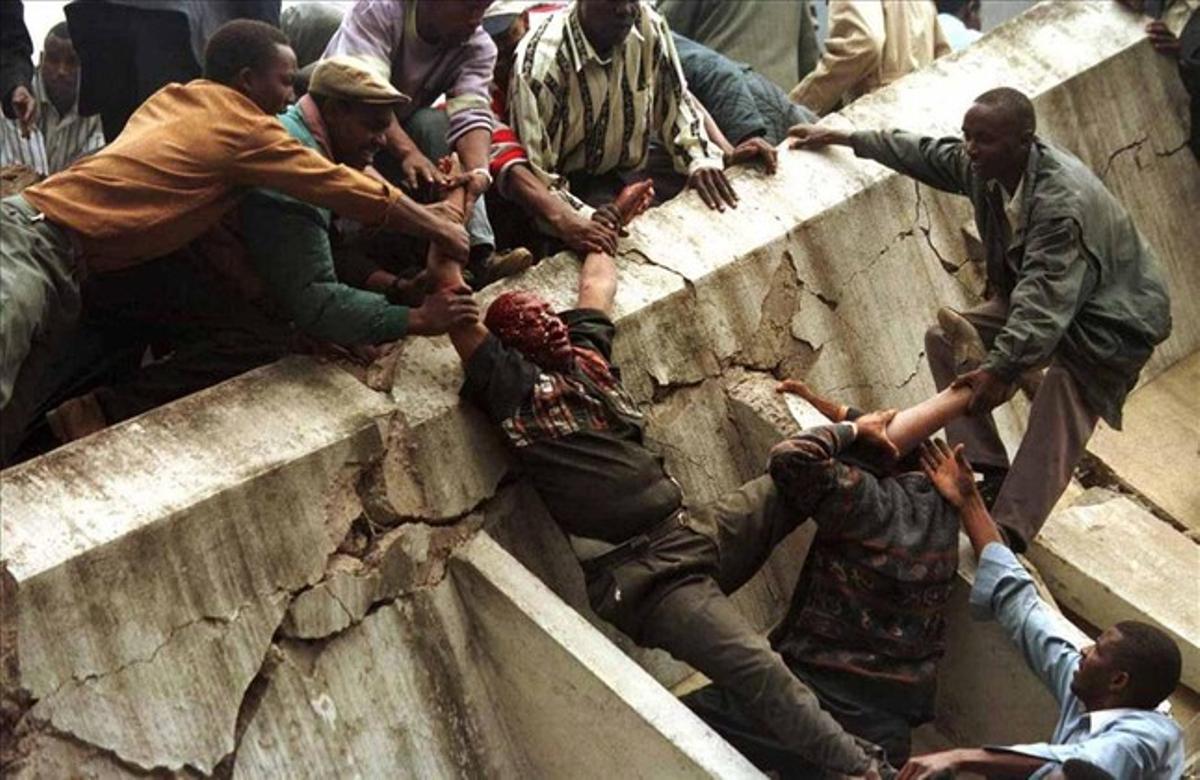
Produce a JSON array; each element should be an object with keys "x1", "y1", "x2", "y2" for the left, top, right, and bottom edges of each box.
[
  {"x1": 925, "y1": 298, "x2": 1098, "y2": 549},
  {"x1": 581, "y1": 475, "x2": 873, "y2": 775},
  {"x1": 683, "y1": 672, "x2": 913, "y2": 778}
]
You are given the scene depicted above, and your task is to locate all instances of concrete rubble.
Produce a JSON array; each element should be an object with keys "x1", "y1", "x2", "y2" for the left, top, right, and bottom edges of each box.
[{"x1": 2, "y1": 2, "x2": 1198, "y2": 775}]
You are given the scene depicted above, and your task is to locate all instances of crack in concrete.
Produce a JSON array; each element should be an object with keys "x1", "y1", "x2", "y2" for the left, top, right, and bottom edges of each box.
[
  {"x1": 41, "y1": 600, "x2": 264, "y2": 703},
  {"x1": 1100, "y1": 136, "x2": 1148, "y2": 181}
]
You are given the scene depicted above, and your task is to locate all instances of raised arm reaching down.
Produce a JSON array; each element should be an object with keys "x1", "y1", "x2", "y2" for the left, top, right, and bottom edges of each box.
[{"x1": 449, "y1": 179, "x2": 654, "y2": 366}]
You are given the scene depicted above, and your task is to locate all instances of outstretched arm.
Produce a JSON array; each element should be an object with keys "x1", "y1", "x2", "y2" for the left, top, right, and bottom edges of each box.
[
  {"x1": 778, "y1": 380, "x2": 972, "y2": 457},
  {"x1": 575, "y1": 180, "x2": 655, "y2": 314},
  {"x1": 898, "y1": 748, "x2": 1048, "y2": 779}
]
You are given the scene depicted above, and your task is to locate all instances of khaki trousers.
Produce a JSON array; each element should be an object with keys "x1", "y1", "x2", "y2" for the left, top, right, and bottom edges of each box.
[
  {"x1": 583, "y1": 476, "x2": 872, "y2": 775},
  {"x1": 924, "y1": 299, "x2": 1098, "y2": 548}
]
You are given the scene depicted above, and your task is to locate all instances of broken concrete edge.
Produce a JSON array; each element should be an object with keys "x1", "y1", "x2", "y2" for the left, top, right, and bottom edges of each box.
[
  {"x1": 1029, "y1": 490, "x2": 1200, "y2": 691},
  {"x1": 451, "y1": 531, "x2": 765, "y2": 779},
  {"x1": 1, "y1": 357, "x2": 396, "y2": 582}
]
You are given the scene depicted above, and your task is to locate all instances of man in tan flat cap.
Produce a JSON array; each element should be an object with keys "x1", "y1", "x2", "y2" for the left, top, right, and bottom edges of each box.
[{"x1": 46, "y1": 55, "x2": 480, "y2": 443}]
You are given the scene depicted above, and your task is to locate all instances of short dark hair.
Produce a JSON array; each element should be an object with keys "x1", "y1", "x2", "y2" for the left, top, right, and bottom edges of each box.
[
  {"x1": 204, "y1": 19, "x2": 290, "y2": 86},
  {"x1": 46, "y1": 22, "x2": 71, "y2": 44},
  {"x1": 936, "y1": 0, "x2": 973, "y2": 15},
  {"x1": 1110, "y1": 621, "x2": 1182, "y2": 709},
  {"x1": 974, "y1": 86, "x2": 1036, "y2": 136}
]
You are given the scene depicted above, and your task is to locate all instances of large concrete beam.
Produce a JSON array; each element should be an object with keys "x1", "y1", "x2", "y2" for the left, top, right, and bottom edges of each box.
[
  {"x1": 2, "y1": 2, "x2": 1196, "y2": 771},
  {"x1": 1086, "y1": 353, "x2": 1200, "y2": 531},
  {"x1": 2, "y1": 358, "x2": 391, "y2": 772},
  {"x1": 1029, "y1": 489, "x2": 1200, "y2": 690}
]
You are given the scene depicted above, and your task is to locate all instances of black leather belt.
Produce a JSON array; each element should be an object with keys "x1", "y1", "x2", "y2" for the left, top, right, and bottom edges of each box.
[{"x1": 579, "y1": 506, "x2": 688, "y2": 578}]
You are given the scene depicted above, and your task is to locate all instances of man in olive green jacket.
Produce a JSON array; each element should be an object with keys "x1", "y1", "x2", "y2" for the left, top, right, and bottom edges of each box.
[{"x1": 788, "y1": 87, "x2": 1171, "y2": 550}]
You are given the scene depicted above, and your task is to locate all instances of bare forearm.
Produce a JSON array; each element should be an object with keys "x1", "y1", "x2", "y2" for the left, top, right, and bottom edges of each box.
[
  {"x1": 455, "y1": 127, "x2": 490, "y2": 172},
  {"x1": 954, "y1": 748, "x2": 1048, "y2": 778},
  {"x1": 385, "y1": 119, "x2": 421, "y2": 161},
  {"x1": 885, "y1": 386, "x2": 972, "y2": 454},
  {"x1": 506, "y1": 164, "x2": 576, "y2": 232},
  {"x1": 959, "y1": 491, "x2": 1004, "y2": 559},
  {"x1": 577, "y1": 252, "x2": 617, "y2": 314}
]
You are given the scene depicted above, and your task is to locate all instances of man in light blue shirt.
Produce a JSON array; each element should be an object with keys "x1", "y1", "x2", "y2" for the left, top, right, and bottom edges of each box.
[{"x1": 900, "y1": 439, "x2": 1185, "y2": 779}]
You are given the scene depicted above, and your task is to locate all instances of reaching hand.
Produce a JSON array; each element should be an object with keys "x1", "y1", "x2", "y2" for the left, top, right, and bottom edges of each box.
[
  {"x1": 918, "y1": 439, "x2": 978, "y2": 509},
  {"x1": 950, "y1": 367, "x2": 1012, "y2": 415},
  {"x1": 611, "y1": 179, "x2": 656, "y2": 225},
  {"x1": 1145, "y1": 20, "x2": 1181, "y2": 56},
  {"x1": 854, "y1": 408, "x2": 900, "y2": 464},
  {"x1": 10, "y1": 86, "x2": 36, "y2": 138},
  {"x1": 560, "y1": 210, "x2": 619, "y2": 255},
  {"x1": 727, "y1": 137, "x2": 779, "y2": 174},
  {"x1": 787, "y1": 123, "x2": 853, "y2": 151},
  {"x1": 401, "y1": 150, "x2": 447, "y2": 192},
  {"x1": 687, "y1": 167, "x2": 738, "y2": 212},
  {"x1": 897, "y1": 750, "x2": 962, "y2": 780},
  {"x1": 407, "y1": 285, "x2": 480, "y2": 335}
]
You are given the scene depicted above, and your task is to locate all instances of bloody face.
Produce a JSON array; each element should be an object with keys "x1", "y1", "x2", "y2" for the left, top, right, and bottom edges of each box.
[
  {"x1": 961, "y1": 102, "x2": 1030, "y2": 186},
  {"x1": 485, "y1": 292, "x2": 575, "y2": 372},
  {"x1": 325, "y1": 100, "x2": 393, "y2": 170},
  {"x1": 241, "y1": 44, "x2": 297, "y2": 115},
  {"x1": 578, "y1": 0, "x2": 638, "y2": 54},
  {"x1": 40, "y1": 34, "x2": 80, "y2": 112},
  {"x1": 1070, "y1": 627, "x2": 1127, "y2": 708}
]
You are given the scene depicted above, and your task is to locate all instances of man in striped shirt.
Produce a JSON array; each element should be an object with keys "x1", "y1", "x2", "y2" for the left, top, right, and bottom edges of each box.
[
  {"x1": 508, "y1": 0, "x2": 740, "y2": 213},
  {"x1": 0, "y1": 23, "x2": 103, "y2": 176}
]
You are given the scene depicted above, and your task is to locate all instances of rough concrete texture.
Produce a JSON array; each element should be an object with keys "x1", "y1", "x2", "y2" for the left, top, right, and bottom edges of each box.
[
  {"x1": 1087, "y1": 353, "x2": 1200, "y2": 531},
  {"x1": 1030, "y1": 489, "x2": 1200, "y2": 690},
  {"x1": 2, "y1": 2, "x2": 1198, "y2": 774}
]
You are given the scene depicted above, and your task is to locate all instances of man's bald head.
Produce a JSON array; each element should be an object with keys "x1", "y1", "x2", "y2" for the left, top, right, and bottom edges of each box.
[
  {"x1": 974, "y1": 87, "x2": 1036, "y2": 139},
  {"x1": 962, "y1": 87, "x2": 1037, "y2": 189}
]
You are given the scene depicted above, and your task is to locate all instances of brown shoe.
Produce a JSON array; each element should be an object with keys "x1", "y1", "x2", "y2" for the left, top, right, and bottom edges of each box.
[
  {"x1": 478, "y1": 247, "x2": 533, "y2": 287},
  {"x1": 46, "y1": 392, "x2": 109, "y2": 444},
  {"x1": 937, "y1": 307, "x2": 987, "y2": 371}
]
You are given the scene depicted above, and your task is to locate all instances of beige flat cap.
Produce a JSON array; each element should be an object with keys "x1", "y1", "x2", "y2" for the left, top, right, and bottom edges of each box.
[{"x1": 309, "y1": 55, "x2": 409, "y2": 105}]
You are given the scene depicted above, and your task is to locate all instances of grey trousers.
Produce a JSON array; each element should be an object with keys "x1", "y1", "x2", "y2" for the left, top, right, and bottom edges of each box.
[
  {"x1": 0, "y1": 196, "x2": 82, "y2": 461},
  {"x1": 924, "y1": 298, "x2": 1099, "y2": 547},
  {"x1": 583, "y1": 476, "x2": 871, "y2": 775}
]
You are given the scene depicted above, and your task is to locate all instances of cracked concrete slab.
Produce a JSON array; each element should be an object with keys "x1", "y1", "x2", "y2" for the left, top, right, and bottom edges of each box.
[
  {"x1": 1087, "y1": 353, "x2": 1200, "y2": 531},
  {"x1": 2, "y1": 2, "x2": 1197, "y2": 771},
  {"x1": 1029, "y1": 489, "x2": 1200, "y2": 690},
  {"x1": 33, "y1": 594, "x2": 287, "y2": 774}
]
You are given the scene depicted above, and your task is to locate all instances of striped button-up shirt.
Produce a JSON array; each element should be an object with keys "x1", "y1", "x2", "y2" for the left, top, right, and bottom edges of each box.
[
  {"x1": 508, "y1": 1, "x2": 723, "y2": 199},
  {"x1": 0, "y1": 71, "x2": 103, "y2": 175}
]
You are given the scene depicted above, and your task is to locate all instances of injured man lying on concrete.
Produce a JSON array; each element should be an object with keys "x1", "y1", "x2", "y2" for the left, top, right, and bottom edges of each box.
[
  {"x1": 448, "y1": 187, "x2": 889, "y2": 777},
  {"x1": 444, "y1": 175, "x2": 1006, "y2": 776}
]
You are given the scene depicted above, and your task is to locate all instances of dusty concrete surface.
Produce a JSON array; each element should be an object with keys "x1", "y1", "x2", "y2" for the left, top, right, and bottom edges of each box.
[
  {"x1": 1087, "y1": 353, "x2": 1200, "y2": 531},
  {"x1": 2, "y1": 2, "x2": 1197, "y2": 774},
  {"x1": 1030, "y1": 489, "x2": 1200, "y2": 690}
]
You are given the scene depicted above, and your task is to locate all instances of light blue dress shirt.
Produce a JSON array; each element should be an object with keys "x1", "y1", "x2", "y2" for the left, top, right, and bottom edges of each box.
[{"x1": 969, "y1": 543, "x2": 1184, "y2": 779}]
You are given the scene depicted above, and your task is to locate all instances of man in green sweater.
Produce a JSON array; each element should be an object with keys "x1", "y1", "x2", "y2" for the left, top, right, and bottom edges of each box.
[{"x1": 45, "y1": 56, "x2": 477, "y2": 443}]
